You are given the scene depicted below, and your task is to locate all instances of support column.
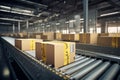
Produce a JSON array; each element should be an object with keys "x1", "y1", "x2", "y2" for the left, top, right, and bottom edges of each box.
[
  {"x1": 26, "y1": 20, "x2": 29, "y2": 38},
  {"x1": 101, "y1": 20, "x2": 106, "y2": 33},
  {"x1": 12, "y1": 24, "x2": 15, "y2": 33},
  {"x1": 83, "y1": 0, "x2": 88, "y2": 33},
  {"x1": 26, "y1": 20, "x2": 29, "y2": 31},
  {"x1": 89, "y1": 9, "x2": 97, "y2": 33},
  {"x1": 18, "y1": 21, "x2": 20, "y2": 33}
]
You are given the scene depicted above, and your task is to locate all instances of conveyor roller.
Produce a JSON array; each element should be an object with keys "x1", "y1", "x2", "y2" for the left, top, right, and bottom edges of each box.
[{"x1": 99, "y1": 63, "x2": 120, "y2": 80}]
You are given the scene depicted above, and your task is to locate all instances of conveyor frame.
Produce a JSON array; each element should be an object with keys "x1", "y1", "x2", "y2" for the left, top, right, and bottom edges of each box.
[{"x1": 0, "y1": 37, "x2": 69, "y2": 80}]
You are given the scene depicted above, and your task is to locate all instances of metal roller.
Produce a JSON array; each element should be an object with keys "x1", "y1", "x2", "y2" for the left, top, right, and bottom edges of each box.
[
  {"x1": 117, "y1": 74, "x2": 120, "y2": 80},
  {"x1": 70, "y1": 60, "x2": 102, "y2": 80},
  {"x1": 75, "y1": 55, "x2": 81, "y2": 59},
  {"x1": 99, "y1": 63, "x2": 120, "y2": 80},
  {"x1": 59, "y1": 58, "x2": 89, "y2": 71},
  {"x1": 65, "y1": 59, "x2": 95, "y2": 75},
  {"x1": 82, "y1": 62, "x2": 110, "y2": 80},
  {"x1": 75, "y1": 56, "x2": 85, "y2": 61}
]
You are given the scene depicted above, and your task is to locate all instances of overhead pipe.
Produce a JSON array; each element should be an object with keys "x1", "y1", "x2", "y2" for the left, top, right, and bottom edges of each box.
[{"x1": 17, "y1": 0, "x2": 47, "y2": 8}]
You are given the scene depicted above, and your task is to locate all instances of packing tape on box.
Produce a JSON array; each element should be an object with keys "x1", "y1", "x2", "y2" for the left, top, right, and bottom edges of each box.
[
  {"x1": 83, "y1": 34, "x2": 87, "y2": 43},
  {"x1": 112, "y1": 37, "x2": 116, "y2": 48},
  {"x1": 69, "y1": 34, "x2": 70, "y2": 41},
  {"x1": 30, "y1": 40, "x2": 35, "y2": 50},
  {"x1": 116, "y1": 37, "x2": 118, "y2": 48},
  {"x1": 112, "y1": 37, "x2": 118, "y2": 48},
  {"x1": 63, "y1": 43, "x2": 70, "y2": 65},
  {"x1": 33, "y1": 40, "x2": 35, "y2": 50},
  {"x1": 41, "y1": 44, "x2": 46, "y2": 63}
]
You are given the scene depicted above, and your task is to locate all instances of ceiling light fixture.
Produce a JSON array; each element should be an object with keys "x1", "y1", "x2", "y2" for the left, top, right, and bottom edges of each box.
[{"x1": 100, "y1": 11, "x2": 120, "y2": 17}]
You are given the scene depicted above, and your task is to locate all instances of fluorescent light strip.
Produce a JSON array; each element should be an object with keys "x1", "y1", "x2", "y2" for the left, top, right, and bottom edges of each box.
[{"x1": 100, "y1": 11, "x2": 120, "y2": 17}]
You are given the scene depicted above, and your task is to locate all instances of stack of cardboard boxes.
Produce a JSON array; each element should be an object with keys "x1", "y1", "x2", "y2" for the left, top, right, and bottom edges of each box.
[{"x1": 36, "y1": 41, "x2": 75, "y2": 68}]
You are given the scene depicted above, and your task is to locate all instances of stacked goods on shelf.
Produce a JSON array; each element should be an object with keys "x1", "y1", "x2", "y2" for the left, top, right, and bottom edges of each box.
[
  {"x1": 15, "y1": 39, "x2": 43, "y2": 51},
  {"x1": 54, "y1": 33, "x2": 62, "y2": 40},
  {"x1": 36, "y1": 41, "x2": 75, "y2": 68},
  {"x1": 79, "y1": 33, "x2": 98, "y2": 44}
]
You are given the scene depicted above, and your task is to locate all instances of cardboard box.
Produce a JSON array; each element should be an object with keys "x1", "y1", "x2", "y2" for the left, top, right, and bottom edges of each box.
[
  {"x1": 97, "y1": 36, "x2": 120, "y2": 48},
  {"x1": 36, "y1": 41, "x2": 75, "y2": 68},
  {"x1": 35, "y1": 35, "x2": 41, "y2": 39},
  {"x1": 54, "y1": 33, "x2": 62, "y2": 40},
  {"x1": 69, "y1": 34, "x2": 79, "y2": 41},
  {"x1": 42, "y1": 32, "x2": 54, "y2": 40},
  {"x1": 51, "y1": 41, "x2": 75, "y2": 63},
  {"x1": 79, "y1": 33, "x2": 98, "y2": 44},
  {"x1": 62, "y1": 34, "x2": 69, "y2": 40},
  {"x1": 15, "y1": 39, "x2": 43, "y2": 51}
]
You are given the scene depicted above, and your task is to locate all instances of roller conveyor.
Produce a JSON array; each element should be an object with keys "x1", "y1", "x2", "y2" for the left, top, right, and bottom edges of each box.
[{"x1": 1, "y1": 37, "x2": 120, "y2": 80}]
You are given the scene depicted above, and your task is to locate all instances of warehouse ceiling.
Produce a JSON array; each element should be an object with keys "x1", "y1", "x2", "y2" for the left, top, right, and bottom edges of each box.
[{"x1": 0, "y1": 0, "x2": 120, "y2": 26}]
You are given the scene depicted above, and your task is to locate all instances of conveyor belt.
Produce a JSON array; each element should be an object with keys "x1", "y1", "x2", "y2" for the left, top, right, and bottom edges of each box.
[{"x1": 1, "y1": 37, "x2": 120, "y2": 80}]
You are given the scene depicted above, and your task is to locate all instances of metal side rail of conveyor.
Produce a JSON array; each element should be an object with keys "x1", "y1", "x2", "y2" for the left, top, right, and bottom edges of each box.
[
  {"x1": 58, "y1": 49, "x2": 120, "y2": 80},
  {"x1": 0, "y1": 37, "x2": 70, "y2": 80}
]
